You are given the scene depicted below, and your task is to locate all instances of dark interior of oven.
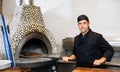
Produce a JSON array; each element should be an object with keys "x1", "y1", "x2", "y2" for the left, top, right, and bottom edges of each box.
[{"x1": 20, "y1": 38, "x2": 48, "y2": 58}]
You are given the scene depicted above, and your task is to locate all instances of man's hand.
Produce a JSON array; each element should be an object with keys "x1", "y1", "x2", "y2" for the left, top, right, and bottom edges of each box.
[
  {"x1": 93, "y1": 57, "x2": 106, "y2": 66},
  {"x1": 62, "y1": 54, "x2": 76, "y2": 62},
  {"x1": 62, "y1": 57, "x2": 69, "y2": 62}
]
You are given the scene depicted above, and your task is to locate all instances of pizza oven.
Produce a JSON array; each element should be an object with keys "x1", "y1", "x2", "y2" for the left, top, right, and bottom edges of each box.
[{"x1": 9, "y1": 0, "x2": 58, "y2": 69}]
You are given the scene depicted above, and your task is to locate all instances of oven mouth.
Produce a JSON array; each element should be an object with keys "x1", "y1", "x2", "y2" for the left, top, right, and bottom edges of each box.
[
  {"x1": 21, "y1": 38, "x2": 48, "y2": 52},
  {"x1": 15, "y1": 32, "x2": 53, "y2": 59},
  {"x1": 19, "y1": 38, "x2": 49, "y2": 59}
]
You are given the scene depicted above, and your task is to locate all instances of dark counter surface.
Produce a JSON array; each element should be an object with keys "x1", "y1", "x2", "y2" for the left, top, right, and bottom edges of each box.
[{"x1": 58, "y1": 58, "x2": 120, "y2": 67}]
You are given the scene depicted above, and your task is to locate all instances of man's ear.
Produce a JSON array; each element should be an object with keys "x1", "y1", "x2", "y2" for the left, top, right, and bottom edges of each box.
[{"x1": 88, "y1": 22, "x2": 90, "y2": 26}]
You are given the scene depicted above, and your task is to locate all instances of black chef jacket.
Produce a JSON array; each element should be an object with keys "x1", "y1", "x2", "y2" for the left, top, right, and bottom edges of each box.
[{"x1": 73, "y1": 29, "x2": 114, "y2": 67}]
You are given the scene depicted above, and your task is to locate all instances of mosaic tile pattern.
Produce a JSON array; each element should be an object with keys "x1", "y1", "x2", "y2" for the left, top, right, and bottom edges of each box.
[{"x1": 10, "y1": 5, "x2": 57, "y2": 54}]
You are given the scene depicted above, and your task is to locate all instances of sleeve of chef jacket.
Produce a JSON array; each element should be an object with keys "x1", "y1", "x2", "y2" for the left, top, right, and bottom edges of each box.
[
  {"x1": 97, "y1": 34, "x2": 114, "y2": 61},
  {"x1": 72, "y1": 36, "x2": 78, "y2": 56}
]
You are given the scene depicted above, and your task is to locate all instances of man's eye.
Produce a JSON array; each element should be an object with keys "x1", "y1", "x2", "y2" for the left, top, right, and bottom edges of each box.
[{"x1": 83, "y1": 22, "x2": 86, "y2": 24}]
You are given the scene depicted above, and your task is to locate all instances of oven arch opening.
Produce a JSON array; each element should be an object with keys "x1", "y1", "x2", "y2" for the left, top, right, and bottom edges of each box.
[{"x1": 15, "y1": 32, "x2": 52, "y2": 59}]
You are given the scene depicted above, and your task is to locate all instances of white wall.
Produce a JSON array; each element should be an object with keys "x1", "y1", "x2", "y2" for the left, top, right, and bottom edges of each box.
[
  {"x1": 36, "y1": 0, "x2": 120, "y2": 45},
  {"x1": 2, "y1": 0, "x2": 15, "y2": 25},
  {"x1": 2, "y1": 0, "x2": 120, "y2": 49}
]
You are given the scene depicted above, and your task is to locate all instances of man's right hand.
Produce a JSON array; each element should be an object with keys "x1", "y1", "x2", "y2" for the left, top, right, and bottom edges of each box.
[
  {"x1": 62, "y1": 57, "x2": 69, "y2": 62},
  {"x1": 62, "y1": 54, "x2": 76, "y2": 62}
]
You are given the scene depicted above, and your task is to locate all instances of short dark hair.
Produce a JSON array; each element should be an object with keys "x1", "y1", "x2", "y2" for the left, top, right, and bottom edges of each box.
[{"x1": 77, "y1": 14, "x2": 89, "y2": 23}]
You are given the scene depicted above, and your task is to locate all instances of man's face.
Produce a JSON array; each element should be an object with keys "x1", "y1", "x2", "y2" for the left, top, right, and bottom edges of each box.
[{"x1": 78, "y1": 20, "x2": 89, "y2": 33}]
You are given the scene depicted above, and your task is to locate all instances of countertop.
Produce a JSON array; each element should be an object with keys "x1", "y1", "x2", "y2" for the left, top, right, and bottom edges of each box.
[
  {"x1": 0, "y1": 67, "x2": 30, "y2": 72},
  {"x1": 72, "y1": 67, "x2": 120, "y2": 72}
]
